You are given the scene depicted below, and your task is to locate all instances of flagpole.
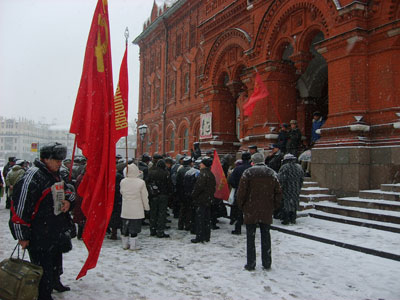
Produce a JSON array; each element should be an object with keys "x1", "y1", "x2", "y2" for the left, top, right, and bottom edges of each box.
[
  {"x1": 124, "y1": 27, "x2": 129, "y2": 172},
  {"x1": 69, "y1": 137, "x2": 77, "y2": 182}
]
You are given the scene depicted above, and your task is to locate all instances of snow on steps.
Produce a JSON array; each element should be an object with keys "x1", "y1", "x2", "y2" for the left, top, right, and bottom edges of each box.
[
  {"x1": 305, "y1": 209, "x2": 400, "y2": 234},
  {"x1": 381, "y1": 183, "x2": 400, "y2": 193},
  {"x1": 313, "y1": 200, "x2": 400, "y2": 225},
  {"x1": 337, "y1": 197, "x2": 400, "y2": 211},
  {"x1": 299, "y1": 182, "x2": 400, "y2": 232},
  {"x1": 359, "y1": 189, "x2": 400, "y2": 202},
  {"x1": 299, "y1": 180, "x2": 336, "y2": 207}
]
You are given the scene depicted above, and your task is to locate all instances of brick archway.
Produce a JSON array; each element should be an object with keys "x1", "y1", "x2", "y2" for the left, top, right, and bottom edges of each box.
[
  {"x1": 254, "y1": 1, "x2": 333, "y2": 145},
  {"x1": 203, "y1": 28, "x2": 251, "y2": 85},
  {"x1": 250, "y1": 0, "x2": 335, "y2": 61}
]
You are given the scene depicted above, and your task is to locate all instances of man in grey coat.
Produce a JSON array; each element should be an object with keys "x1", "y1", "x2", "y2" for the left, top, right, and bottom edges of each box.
[
  {"x1": 277, "y1": 154, "x2": 304, "y2": 224},
  {"x1": 237, "y1": 152, "x2": 282, "y2": 271}
]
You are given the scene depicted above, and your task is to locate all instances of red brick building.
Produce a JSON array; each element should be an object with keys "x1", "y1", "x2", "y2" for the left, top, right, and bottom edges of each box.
[{"x1": 134, "y1": 0, "x2": 400, "y2": 196}]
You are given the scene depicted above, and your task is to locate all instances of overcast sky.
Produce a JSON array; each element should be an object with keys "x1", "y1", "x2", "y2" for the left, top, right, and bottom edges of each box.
[{"x1": 0, "y1": 0, "x2": 157, "y2": 130}]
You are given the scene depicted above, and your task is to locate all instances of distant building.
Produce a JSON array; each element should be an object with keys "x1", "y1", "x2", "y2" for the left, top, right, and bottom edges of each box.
[
  {"x1": 0, "y1": 117, "x2": 77, "y2": 162},
  {"x1": 134, "y1": 0, "x2": 399, "y2": 196}
]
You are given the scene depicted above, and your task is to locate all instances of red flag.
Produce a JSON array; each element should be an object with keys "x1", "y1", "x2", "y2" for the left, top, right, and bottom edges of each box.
[
  {"x1": 113, "y1": 41, "x2": 129, "y2": 142},
  {"x1": 69, "y1": 0, "x2": 115, "y2": 280},
  {"x1": 243, "y1": 73, "x2": 269, "y2": 117},
  {"x1": 211, "y1": 150, "x2": 230, "y2": 200}
]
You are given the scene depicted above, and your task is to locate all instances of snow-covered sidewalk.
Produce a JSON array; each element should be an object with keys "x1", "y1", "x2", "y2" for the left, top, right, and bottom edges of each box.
[{"x1": 0, "y1": 199, "x2": 399, "y2": 300}]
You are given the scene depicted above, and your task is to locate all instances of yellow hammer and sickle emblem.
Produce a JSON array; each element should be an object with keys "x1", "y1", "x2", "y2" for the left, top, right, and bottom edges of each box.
[
  {"x1": 95, "y1": 12, "x2": 109, "y2": 72},
  {"x1": 218, "y1": 177, "x2": 227, "y2": 191}
]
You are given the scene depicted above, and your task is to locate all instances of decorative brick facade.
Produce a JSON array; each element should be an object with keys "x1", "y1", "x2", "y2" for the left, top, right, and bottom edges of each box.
[{"x1": 134, "y1": 0, "x2": 400, "y2": 195}]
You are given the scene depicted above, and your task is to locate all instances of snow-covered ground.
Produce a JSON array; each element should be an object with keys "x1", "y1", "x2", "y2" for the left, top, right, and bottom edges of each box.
[{"x1": 1, "y1": 198, "x2": 399, "y2": 300}]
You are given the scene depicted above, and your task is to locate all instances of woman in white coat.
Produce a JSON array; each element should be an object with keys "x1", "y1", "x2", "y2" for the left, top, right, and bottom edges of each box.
[{"x1": 120, "y1": 163, "x2": 150, "y2": 250}]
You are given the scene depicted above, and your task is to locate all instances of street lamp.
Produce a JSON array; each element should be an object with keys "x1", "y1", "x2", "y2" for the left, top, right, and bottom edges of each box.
[{"x1": 138, "y1": 124, "x2": 148, "y2": 155}]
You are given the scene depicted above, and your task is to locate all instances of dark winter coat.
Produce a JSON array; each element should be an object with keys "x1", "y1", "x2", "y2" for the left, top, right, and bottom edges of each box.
[
  {"x1": 228, "y1": 161, "x2": 252, "y2": 189},
  {"x1": 73, "y1": 173, "x2": 86, "y2": 225},
  {"x1": 236, "y1": 164, "x2": 282, "y2": 224},
  {"x1": 9, "y1": 159, "x2": 76, "y2": 251},
  {"x1": 109, "y1": 171, "x2": 124, "y2": 228},
  {"x1": 265, "y1": 151, "x2": 284, "y2": 173},
  {"x1": 59, "y1": 165, "x2": 70, "y2": 184},
  {"x1": 138, "y1": 161, "x2": 149, "y2": 182},
  {"x1": 176, "y1": 165, "x2": 191, "y2": 201},
  {"x1": 2, "y1": 162, "x2": 14, "y2": 184},
  {"x1": 183, "y1": 167, "x2": 200, "y2": 198},
  {"x1": 147, "y1": 160, "x2": 173, "y2": 197},
  {"x1": 286, "y1": 128, "x2": 302, "y2": 156},
  {"x1": 192, "y1": 167, "x2": 216, "y2": 207},
  {"x1": 277, "y1": 130, "x2": 289, "y2": 153},
  {"x1": 277, "y1": 160, "x2": 304, "y2": 213}
]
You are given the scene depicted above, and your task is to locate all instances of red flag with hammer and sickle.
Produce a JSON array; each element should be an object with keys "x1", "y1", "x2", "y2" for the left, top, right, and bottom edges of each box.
[
  {"x1": 70, "y1": 0, "x2": 115, "y2": 280},
  {"x1": 211, "y1": 150, "x2": 230, "y2": 200}
]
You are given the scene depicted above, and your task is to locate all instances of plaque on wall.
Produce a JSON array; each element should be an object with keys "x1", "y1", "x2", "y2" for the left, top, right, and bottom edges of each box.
[{"x1": 200, "y1": 112, "x2": 212, "y2": 139}]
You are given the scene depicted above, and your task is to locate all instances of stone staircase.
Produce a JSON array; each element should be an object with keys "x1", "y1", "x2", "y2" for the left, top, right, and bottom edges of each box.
[
  {"x1": 298, "y1": 178, "x2": 337, "y2": 211},
  {"x1": 301, "y1": 182, "x2": 400, "y2": 233}
]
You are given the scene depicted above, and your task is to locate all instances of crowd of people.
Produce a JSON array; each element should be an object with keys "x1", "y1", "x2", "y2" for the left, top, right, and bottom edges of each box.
[{"x1": 1, "y1": 114, "x2": 324, "y2": 299}]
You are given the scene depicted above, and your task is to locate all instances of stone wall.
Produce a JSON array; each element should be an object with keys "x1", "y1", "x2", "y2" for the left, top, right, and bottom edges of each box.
[{"x1": 311, "y1": 146, "x2": 400, "y2": 197}]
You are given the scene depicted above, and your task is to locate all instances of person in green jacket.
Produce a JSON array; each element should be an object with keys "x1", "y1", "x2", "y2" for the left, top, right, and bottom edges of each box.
[{"x1": 5, "y1": 159, "x2": 26, "y2": 198}]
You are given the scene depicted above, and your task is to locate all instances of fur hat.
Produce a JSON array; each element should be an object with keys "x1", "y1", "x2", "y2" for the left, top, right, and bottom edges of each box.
[
  {"x1": 201, "y1": 156, "x2": 213, "y2": 168},
  {"x1": 251, "y1": 152, "x2": 265, "y2": 164},
  {"x1": 40, "y1": 142, "x2": 67, "y2": 160},
  {"x1": 241, "y1": 152, "x2": 251, "y2": 161},
  {"x1": 182, "y1": 156, "x2": 192, "y2": 165},
  {"x1": 283, "y1": 153, "x2": 297, "y2": 161}
]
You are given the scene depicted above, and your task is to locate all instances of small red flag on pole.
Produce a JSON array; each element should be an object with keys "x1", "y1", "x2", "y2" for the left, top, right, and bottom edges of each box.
[
  {"x1": 113, "y1": 38, "x2": 129, "y2": 143},
  {"x1": 69, "y1": 0, "x2": 115, "y2": 280},
  {"x1": 211, "y1": 150, "x2": 230, "y2": 200},
  {"x1": 243, "y1": 73, "x2": 269, "y2": 117}
]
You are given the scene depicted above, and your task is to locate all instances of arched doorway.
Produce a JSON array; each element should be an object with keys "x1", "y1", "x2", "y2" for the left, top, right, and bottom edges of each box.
[{"x1": 296, "y1": 31, "x2": 328, "y2": 144}]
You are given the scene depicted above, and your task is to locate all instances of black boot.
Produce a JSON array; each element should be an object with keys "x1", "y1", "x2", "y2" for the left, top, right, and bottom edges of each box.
[
  {"x1": 191, "y1": 238, "x2": 203, "y2": 243},
  {"x1": 53, "y1": 280, "x2": 70, "y2": 292},
  {"x1": 77, "y1": 225, "x2": 84, "y2": 240},
  {"x1": 157, "y1": 232, "x2": 170, "y2": 238},
  {"x1": 244, "y1": 264, "x2": 256, "y2": 271}
]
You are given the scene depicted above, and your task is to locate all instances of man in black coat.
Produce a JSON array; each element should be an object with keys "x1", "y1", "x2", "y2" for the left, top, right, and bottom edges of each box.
[
  {"x1": 138, "y1": 154, "x2": 151, "y2": 182},
  {"x1": 147, "y1": 159, "x2": 173, "y2": 238},
  {"x1": 191, "y1": 157, "x2": 216, "y2": 243},
  {"x1": 183, "y1": 159, "x2": 201, "y2": 233},
  {"x1": 9, "y1": 143, "x2": 75, "y2": 300},
  {"x1": 277, "y1": 123, "x2": 289, "y2": 153},
  {"x1": 265, "y1": 144, "x2": 284, "y2": 173},
  {"x1": 228, "y1": 152, "x2": 252, "y2": 235},
  {"x1": 176, "y1": 156, "x2": 193, "y2": 230},
  {"x1": 2, "y1": 156, "x2": 16, "y2": 208},
  {"x1": 286, "y1": 120, "x2": 303, "y2": 157}
]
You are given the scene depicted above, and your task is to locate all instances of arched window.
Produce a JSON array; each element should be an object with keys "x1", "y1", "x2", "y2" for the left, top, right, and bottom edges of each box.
[
  {"x1": 155, "y1": 86, "x2": 160, "y2": 107},
  {"x1": 184, "y1": 73, "x2": 190, "y2": 94},
  {"x1": 183, "y1": 128, "x2": 189, "y2": 151},
  {"x1": 153, "y1": 132, "x2": 159, "y2": 153},
  {"x1": 170, "y1": 131, "x2": 175, "y2": 152},
  {"x1": 171, "y1": 79, "x2": 175, "y2": 98}
]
